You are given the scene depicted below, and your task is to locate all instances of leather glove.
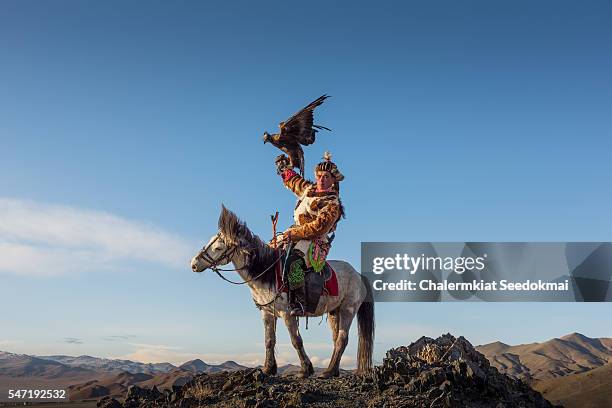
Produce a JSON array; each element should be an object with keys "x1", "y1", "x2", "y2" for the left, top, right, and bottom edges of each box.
[{"x1": 275, "y1": 154, "x2": 291, "y2": 175}]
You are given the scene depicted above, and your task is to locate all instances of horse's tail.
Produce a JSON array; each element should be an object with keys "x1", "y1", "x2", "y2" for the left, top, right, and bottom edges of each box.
[{"x1": 357, "y1": 275, "x2": 375, "y2": 374}]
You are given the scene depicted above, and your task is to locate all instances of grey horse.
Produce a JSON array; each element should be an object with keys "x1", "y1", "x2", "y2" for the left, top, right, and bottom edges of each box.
[{"x1": 190, "y1": 206, "x2": 374, "y2": 378}]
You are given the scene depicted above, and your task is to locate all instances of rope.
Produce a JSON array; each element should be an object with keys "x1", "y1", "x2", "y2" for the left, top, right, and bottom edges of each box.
[
  {"x1": 212, "y1": 254, "x2": 281, "y2": 285},
  {"x1": 200, "y1": 231, "x2": 282, "y2": 285}
]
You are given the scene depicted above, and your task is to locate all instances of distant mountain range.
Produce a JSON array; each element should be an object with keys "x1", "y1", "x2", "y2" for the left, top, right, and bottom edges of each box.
[
  {"x1": 0, "y1": 351, "x2": 97, "y2": 379},
  {"x1": 0, "y1": 351, "x2": 249, "y2": 401},
  {"x1": 476, "y1": 332, "x2": 612, "y2": 381},
  {"x1": 178, "y1": 358, "x2": 245, "y2": 374},
  {"x1": 37, "y1": 354, "x2": 176, "y2": 375},
  {"x1": 0, "y1": 351, "x2": 248, "y2": 376}
]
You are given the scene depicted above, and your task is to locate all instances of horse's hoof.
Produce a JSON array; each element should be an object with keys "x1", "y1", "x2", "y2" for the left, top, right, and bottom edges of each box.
[
  {"x1": 318, "y1": 369, "x2": 338, "y2": 379},
  {"x1": 262, "y1": 365, "x2": 277, "y2": 376},
  {"x1": 298, "y1": 364, "x2": 314, "y2": 378}
]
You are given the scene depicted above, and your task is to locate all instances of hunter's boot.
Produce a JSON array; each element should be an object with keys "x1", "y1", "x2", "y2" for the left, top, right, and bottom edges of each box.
[
  {"x1": 286, "y1": 249, "x2": 306, "y2": 317},
  {"x1": 290, "y1": 285, "x2": 306, "y2": 317}
]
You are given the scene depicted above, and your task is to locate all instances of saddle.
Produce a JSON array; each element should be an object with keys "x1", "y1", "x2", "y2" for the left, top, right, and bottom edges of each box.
[{"x1": 274, "y1": 250, "x2": 339, "y2": 314}]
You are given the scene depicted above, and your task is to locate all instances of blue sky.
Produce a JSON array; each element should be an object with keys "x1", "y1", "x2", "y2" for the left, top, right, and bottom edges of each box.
[{"x1": 1, "y1": 0, "x2": 611, "y2": 367}]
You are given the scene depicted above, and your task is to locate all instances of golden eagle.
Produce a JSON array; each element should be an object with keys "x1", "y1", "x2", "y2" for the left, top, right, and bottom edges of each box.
[{"x1": 263, "y1": 95, "x2": 331, "y2": 176}]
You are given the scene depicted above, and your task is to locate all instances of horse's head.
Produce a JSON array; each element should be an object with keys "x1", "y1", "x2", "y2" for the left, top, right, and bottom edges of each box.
[
  {"x1": 190, "y1": 231, "x2": 232, "y2": 272},
  {"x1": 190, "y1": 205, "x2": 253, "y2": 273}
]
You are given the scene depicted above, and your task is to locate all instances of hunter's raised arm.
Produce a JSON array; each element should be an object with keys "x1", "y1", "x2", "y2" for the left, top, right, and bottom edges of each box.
[
  {"x1": 281, "y1": 169, "x2": 314, "y2": 197},
  {"x1": 275, "y1": 154, "x2": 314, "y2": 197}
]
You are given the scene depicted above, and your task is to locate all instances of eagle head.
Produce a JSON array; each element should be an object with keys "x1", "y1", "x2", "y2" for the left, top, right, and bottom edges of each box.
[{"x1": 262, "y1": 131, "x2": 271, "y2": 144}]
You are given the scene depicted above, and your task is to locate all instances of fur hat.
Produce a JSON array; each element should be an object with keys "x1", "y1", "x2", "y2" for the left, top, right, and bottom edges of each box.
[{"x1": 315, "y1": 151, "x2": 344, "y2": 181}]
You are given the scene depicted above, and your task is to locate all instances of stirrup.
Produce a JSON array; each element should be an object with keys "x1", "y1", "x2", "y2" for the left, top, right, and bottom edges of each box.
[{"x1": 290, "y1": 303, "x2": 305, "y2": 317}]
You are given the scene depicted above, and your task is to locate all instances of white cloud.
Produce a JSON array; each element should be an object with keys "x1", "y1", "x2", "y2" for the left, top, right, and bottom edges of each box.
[
  {"x1": 0, "y1": 340, "x2": 19, "y2": 349},
  {"x1": 0, "y1": 198, "x2": 193, "y2": 276},
  {"x1": 116, "y1": 343, "x2": 201, "y2": 365},
  {"x1": 115, "y1": 343, "x2": 263, "y2": 366},
  {"x1": 322, "y1": 354, "x2": 355, "y2": 368}
]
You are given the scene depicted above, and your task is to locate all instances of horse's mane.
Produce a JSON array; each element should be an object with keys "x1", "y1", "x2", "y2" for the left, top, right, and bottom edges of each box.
[{"x1": 218, "y1": 205, "x2": 277, "y2": 289}]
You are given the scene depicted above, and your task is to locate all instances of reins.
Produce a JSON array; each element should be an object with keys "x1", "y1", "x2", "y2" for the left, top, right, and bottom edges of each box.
[
  {"x1": 213, "y1": 257, "x2": 280, "y2": 286},
  {"x1": 198, "y1": 232, "x2": 282, "y2": 286},
  {"x1": 252, "y1": 247, "x2": 293, "y2": 310},
  {"x1": 198, "y1": 230, "x2": 287, "y2": 312}
]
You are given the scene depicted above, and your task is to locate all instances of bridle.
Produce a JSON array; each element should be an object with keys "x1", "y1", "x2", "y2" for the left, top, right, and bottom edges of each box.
[
  {"x1": 197, "y1": 232, "x2": 282, "y2": 287},
  {"x1": 198, "y1": 232, "x2": 238, "y2": 273}
]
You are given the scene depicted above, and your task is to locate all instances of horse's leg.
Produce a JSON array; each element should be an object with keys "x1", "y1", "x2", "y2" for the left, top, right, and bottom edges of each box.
[
  {"x1": 328, "y1": 310, "x2": 339, "y2": 344},
  {"x1": 261, "y1": 311, "x2": 277, "y2": 375},
  {"x1": 319, "y1": 307, "x2": 356, "y2": 378},
  {"x1": 283, "y1": 315, "x2": 314, "y2": 378}
]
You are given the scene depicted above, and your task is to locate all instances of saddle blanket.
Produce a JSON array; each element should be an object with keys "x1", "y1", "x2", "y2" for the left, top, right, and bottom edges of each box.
[{"x1": 274, "y1": 256, "x2": 339, "y2": 296}]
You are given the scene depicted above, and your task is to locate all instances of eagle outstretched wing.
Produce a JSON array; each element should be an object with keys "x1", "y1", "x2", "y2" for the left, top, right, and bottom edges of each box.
[
  {"x1": 279, "y1": 94, "x2": 331, "y2": 146},
  {"x1": 263, "y1": 95, "x2": 331, "y2": 176}
]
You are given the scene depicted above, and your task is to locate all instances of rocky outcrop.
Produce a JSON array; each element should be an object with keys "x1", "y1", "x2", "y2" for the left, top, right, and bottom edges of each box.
[
  {"x1": 97, "y1": 334, "x2": 560, "y2": 408},
  {"x1": 372, "y1": 334, "x2": 558, "y2": 407}
]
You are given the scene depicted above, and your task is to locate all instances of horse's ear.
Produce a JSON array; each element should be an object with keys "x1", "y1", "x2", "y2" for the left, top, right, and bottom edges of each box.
[{"x1": 218, "y1": 204, "x2": 238, "y2": 239}]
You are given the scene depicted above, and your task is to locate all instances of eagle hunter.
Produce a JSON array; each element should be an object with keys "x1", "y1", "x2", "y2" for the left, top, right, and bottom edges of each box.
[{"x1": 262, "y1": 94, "x2": 331, "y2": 176}]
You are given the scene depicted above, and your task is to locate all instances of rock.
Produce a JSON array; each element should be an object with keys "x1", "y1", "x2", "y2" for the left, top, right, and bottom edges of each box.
[
  {"x1": 150, "y1": 385, "x2": 162, "y2": 399},
  {"x1": 254, "y1": 399, "x2": 278, "y2": 408},
  {"x1": 125, "y1": 385, "x2": 144, "y2": 401},
  {"x1": 97, "y1": 396, "x2": 123, "y2": 408},
  {"x1": 242, "y1": 397, "x2": 256, "y2": 407},
  {"x1": 253, "y1": 369, "x2": 266, "y2": 383},
  {"x1": 177, "y1": 398, "x2": 196, "y2": 408},
  {"x1": 222, "y1": 379, "x2": 233, "y2": 392}
]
